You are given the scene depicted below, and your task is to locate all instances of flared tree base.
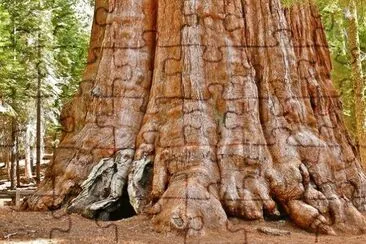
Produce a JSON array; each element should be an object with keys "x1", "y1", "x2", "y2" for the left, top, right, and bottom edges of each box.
[{"x1": 25, "y1": 0, "x2": 366, "y2": 236}]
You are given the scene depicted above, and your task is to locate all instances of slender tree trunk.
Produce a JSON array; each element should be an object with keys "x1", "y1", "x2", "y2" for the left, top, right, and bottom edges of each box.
[
  {"x1": 6, "y1": 147, "x2": 10, "y2": 181},
  {"x1": 343, "y1": 1, "x2": 366, "y2": 166},
  {"x1": 26, "y1": 0, "x2": 366, "y2": 235},
  {"x1": 2, "y1": 118, "x2": 12, "y2": 180},
  {"x1": 10, "y1": 118, "x2": 16, "y2": 190},
  {"x1": 24, "y1": 125, "x2": 34, "y2": 181},
  {"x1": 9, "y1": 2, "x2": 17, "y2": 190},
  {"x1": 16, "y1": 131, "x2": 20, "y2": 187},
  {"x1": 35, "y1": 32, "x2": 42, "y2": 185}
]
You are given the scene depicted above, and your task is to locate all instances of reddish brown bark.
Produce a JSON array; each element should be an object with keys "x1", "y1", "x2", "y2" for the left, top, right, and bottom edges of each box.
[{"x1": 26, "y1": 0, "x2": 366, "y2": 235}]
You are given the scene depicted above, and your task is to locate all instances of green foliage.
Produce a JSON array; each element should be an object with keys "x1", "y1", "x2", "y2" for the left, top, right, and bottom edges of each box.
[
  {"x1": 0, "y1": 0, "x2": 92, "y2": 145},
  {"x1": 51, "y1": 0, "x2": 91, "y2": 107},
  {"x1": 319, "y1": 0, "x2": 365, "y2": 136},
  {"x1": 0, "y1": 2, "x2": 28, "y2": 121}
]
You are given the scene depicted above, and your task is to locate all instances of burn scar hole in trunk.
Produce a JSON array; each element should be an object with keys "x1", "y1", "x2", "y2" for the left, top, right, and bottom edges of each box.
[
  {"x1": 94, "y1": 159, "x2": 154, "y2": 221},
  {"x1": 264, "y1": 197, "x2": 289, "y2": 221},
  {"x1": 137, "y1": 161, "x2": 153, "y2": 189},
  {"x1": 65, "y1": 155, "x2": 155, "y2": 221},
  {"x1": 94, "y1": 184, "x2": 136, "y2": 221}
]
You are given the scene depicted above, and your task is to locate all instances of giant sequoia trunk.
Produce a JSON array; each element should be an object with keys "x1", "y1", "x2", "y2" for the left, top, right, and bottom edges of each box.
[{"x1": 26, "y1": 0, "x2": 366, "y2": 235}]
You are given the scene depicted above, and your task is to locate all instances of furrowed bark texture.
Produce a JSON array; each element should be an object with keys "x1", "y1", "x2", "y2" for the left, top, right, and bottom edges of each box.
[{"x1": 26, "y1": 0, "x2": 366, "y2": 235}]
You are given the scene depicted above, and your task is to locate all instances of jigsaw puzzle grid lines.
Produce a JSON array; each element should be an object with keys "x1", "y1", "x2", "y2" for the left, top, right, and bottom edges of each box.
[{"x1": 1, "y1": 0, "x2": 365, "y2": 243}]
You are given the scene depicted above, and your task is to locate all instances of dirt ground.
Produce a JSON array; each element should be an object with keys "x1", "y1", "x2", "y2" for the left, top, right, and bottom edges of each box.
[{"x1": 0, "y1": 207, "x2": 366, "y2": 243}]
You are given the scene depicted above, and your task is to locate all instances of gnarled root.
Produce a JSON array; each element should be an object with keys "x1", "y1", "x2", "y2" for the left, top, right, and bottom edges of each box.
[
  {"x1": 148, "y1": 172, "x2": 227, "y2": 236},
  {"x1": 219, "y1": 154, "x2": 279, "y2": 220},
  {"x1": 288, "y1": 200, "x2": 335, "y2": 235}
]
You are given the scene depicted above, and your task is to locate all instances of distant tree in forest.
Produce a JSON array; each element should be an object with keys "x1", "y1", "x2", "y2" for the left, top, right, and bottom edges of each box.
[{"x1": 0, "y1": 0, "x2": 92, "y2": 185}]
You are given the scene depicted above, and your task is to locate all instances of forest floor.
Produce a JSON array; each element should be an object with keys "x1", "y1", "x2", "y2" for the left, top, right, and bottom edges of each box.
[
  {"x1": 1, "y1": 207, "x2": 366, "y2": 244},
  {"x1": 1, "y1": 161, "x2": 366, "y2": 243}
]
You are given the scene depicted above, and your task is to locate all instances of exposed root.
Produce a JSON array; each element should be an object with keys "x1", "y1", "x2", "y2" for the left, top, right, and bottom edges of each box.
[
  {"x1": 148, "y1": 173, "x2": 227, "y2": 236},
  {"x1": 288, "y1": 200, "x2": 335, "y2": 235}
]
